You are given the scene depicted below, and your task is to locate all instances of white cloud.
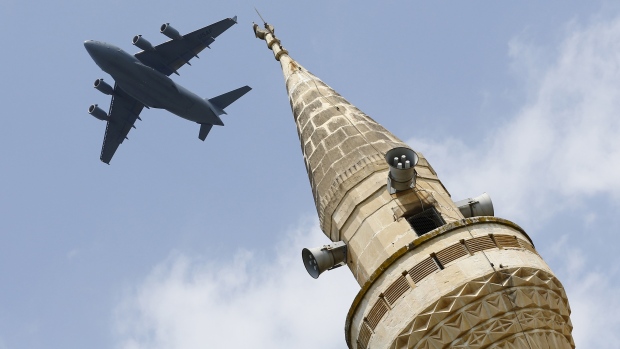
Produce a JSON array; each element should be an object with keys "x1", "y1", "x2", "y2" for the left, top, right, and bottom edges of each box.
[
  {"x1": 548, "y1": 237, "x2": 620, "y2": 348},
  {"x1": 113, "y1": 218, "x2": 359, "y2": 349},
  {"x1": 409, "y1": 14, "x2": 620, "y2": 349},
  {"x1": 410, "y1": 16, "x2": 620, "y2": 225}
]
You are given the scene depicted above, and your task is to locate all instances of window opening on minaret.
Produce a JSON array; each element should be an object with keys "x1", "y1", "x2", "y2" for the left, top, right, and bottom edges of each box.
[{"x1": 406, "y1": 207, "x2": 446, "y2": 236}]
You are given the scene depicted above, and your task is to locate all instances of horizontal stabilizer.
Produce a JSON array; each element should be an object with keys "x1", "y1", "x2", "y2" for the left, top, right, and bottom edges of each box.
[
  {"x1": 199, "y1": 123, "x2": 213, "y2": 141},
  {"x1": 208, "y1": 86, "x2": 252, "y2": 111}
]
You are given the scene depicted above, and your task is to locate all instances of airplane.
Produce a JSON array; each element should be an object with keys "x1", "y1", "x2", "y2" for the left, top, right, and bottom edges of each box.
[{"x1": 84, "y1": 16, "x2": 251, "y2": 164}]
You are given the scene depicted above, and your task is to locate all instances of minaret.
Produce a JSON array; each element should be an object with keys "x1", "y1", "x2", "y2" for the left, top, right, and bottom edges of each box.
[{"x1": 254, "y1": 22, "x2": 574, "y2": 349}]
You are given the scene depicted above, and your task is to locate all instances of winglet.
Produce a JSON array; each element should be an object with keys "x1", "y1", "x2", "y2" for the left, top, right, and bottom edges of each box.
[{"x1": 232, "y1": 16, "x2": 238, "y2": 24}]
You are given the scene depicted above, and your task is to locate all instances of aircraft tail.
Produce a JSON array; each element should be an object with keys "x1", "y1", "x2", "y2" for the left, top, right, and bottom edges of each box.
[
  {"x1": 208, "y1": 85, "x2": 252, "y2": 113},
  {"x1": 199, "y1": 85, "x2": 251, "y2": 141},
  {"x1": 199, "y1": 124, "x2": 213, "y2": 141}
]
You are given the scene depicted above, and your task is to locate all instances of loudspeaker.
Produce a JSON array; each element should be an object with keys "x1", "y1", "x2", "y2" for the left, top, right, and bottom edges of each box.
[
  {"x1": 384, "y1": 147, "x2": 419, "y2": 194},
  {"x1": 455, "y1": 192, "x2": 494, "y2": 218},
  {"x1": 301, "y1": 241, "x2": 347, "y2": 279}
]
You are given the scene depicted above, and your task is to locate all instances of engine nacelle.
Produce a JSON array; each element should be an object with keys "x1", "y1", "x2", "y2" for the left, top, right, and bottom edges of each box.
[
  {"x1": 93, "y1": 79, "x2": 114, "y2": 95},
  {"x1": 88, "y1": 104, "x2": 109, "y2": 121},
  {"x1": 132, "y1": 35, "x2": 154, "y2": 51},
  {"x1": 160, "y1": 23, "x2": 182, "y2": 40}
]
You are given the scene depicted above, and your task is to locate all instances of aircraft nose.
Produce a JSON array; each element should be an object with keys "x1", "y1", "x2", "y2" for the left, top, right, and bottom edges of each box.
[
  {"x1": 84, "y1": 39, "x2": 97, "y2": 47},
  {"x1": 84, "y1": 40, "x2": 106, "y2": 61},
  {"x1": 84, "y1": 40, "x2": 95, "y2": 53}
]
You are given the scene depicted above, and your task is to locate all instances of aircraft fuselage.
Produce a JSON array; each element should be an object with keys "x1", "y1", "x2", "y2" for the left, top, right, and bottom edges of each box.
[{"x1": 84, "y1": 40, "x2": 223, "y2": 125}]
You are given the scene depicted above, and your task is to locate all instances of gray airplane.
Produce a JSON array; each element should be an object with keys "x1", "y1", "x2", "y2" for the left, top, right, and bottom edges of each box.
[{"x1": 85, "y1": 16, "x2": 251, "y2": 164}]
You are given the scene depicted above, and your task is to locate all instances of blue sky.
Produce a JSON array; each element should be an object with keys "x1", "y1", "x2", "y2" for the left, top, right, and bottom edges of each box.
[{"x1": 1, "y1": 1, "x2": 619, "y2": 348}]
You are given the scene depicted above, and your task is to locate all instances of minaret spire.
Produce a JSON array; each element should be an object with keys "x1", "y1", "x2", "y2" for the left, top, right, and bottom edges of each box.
[
  {"x1": 253, "y1": 20, "x2": 461, "y2": 284},
  {"x1": 255, "y1": 21, "x2": 574, "y2": 349},
  {"x1": 253, "y1": 17, "x2": 289, "y2": 62}
]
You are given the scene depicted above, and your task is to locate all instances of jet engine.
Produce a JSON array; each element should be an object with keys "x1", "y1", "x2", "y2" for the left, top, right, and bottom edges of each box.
[
  {"x1": 160, "y1": 23, "x2": 182, "y2": 40},
  {"x1": 93, "y1": 79, "x2": 114, "y2": 95},
  {"x1": 88, "y1": 104, "x2": 109, "y2": 121},
  {"x1": 132, "y1": 35, "x2": 154, "y2": 51}
]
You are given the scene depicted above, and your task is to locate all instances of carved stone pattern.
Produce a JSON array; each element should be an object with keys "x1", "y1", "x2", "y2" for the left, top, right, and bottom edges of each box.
[
  {"x1": 358, "y1": 322, "x2": 373, "y2": 349},
  {"x1": 409, "y1": 293, "x2": 572, "y2": 348},
  {"x1": 435, "y1": 242, "x2": 468, "y2": 266},
  {"x1": 366, "y1": 299, "x2": 389, "y2": 330},
  {"x1": 355, "y1": 236, "x2": 553, "y2": 349},
  {"x1": 391, "y1": 267, "x2": 573, "y2": 349},
  {"x1": 485, "y1": 330, "x2": 573, "y2": 349},
  {"x1": 384, "y1": 275, "x2": 410, "y2": 305},
  {"x1": 408, "y1": 257, "x2": 439, "y2": 284},
  {"x1": 466, "y1": 235, "x2": 497, "y2": 254},
  {"x1": 494, "y1": 234, "x2": 522, "y2": 249}
]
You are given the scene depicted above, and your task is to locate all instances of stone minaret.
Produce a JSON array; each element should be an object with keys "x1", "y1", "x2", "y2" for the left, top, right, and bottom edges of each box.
[{"x1": 254, "y1": 22, "x2": 574, "y2": 349}]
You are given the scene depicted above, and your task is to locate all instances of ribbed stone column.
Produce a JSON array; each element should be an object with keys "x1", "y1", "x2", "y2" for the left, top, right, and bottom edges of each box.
[{"x1": 254, "y1": 22, "x2": 574, "y2": 349}]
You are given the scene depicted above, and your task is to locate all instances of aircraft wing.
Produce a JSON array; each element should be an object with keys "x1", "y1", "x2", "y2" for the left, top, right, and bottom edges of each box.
[
  {"x1": 100, "y1": 84, "x2": 144, "y2": 164},
  {"x1": 135, "y1": 17, "x2": 237, "y2": 76}
]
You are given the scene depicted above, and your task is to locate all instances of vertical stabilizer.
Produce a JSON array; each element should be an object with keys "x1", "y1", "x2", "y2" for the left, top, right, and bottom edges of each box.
[
  {"x1": 208, "y1": 85, "x2": 252, "y2": 113},
  {"x1": 198, "y1": 124, "x2": 213, "y2": 141},
  {"x1": 199, "y1": 86, "x2": 251, "y2": 141}
]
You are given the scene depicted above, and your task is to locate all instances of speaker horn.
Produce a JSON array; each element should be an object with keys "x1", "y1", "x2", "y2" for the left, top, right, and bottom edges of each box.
[
  {"x1": 384, "y1": 147, "x2": 419, "y2": 194},
  {"x1": 301, "y1": 241, "x2": 347, "y2": 279},
  {"x1": 455, "y1": 192, "x2": 494, "y2": 218}
]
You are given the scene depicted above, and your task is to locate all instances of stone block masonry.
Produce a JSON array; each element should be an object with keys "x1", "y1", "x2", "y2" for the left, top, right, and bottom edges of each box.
[{"x1": 254, "y1": 22, "x2": 574, "y2": 349}]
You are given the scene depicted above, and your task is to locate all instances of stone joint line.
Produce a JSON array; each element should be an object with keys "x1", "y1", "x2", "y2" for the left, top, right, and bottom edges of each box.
[{"x1": 284, "y1": 67, "x2": 406, "y2": 234}]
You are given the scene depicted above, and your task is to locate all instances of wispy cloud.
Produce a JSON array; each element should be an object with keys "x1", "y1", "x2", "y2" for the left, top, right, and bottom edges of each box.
[
  {"x1": 409, "y1": 14, "x2": 620, "y2": 348},
  {"x1": 113, "y1": 219, "x2": 359, "y2": 349},
  {"x1": 410, "y1": 16, "x2": 620, "y2": 225},
  {"x1": 547, "y1": 237, "x2": 620, "y2": 348}
]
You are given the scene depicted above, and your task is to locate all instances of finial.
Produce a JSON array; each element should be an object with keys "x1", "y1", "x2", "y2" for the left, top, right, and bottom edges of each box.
[
  {"x1": 254, "y1": 8, "x2": 275, "y2": 33},
  {"x1": 253, "y1": 8, "x2": 276, "y2": 39},
  {"x1": 252, "y1": 11, "x2": 288, "y2": 61},
  {"x1": 254, "y1": 8, "x2": 267, "y2": 25}
]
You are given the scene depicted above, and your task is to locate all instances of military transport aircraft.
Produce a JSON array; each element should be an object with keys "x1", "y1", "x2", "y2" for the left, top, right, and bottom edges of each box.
[{"x1": 84, "y1": 16, "x2": 251, "y2": 164}]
